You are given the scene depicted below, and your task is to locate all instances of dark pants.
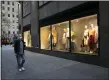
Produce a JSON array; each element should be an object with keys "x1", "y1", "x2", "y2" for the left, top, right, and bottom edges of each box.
[{"x1": 16, "y1": 54, "x2": 25, "y2": 69}]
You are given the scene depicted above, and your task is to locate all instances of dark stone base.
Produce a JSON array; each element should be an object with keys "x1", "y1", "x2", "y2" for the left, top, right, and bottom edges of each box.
[{"x1": 25, "y1": 48, "x2": 109, "y2": 68}]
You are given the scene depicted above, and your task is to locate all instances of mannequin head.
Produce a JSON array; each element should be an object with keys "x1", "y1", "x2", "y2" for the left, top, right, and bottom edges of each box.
[
  {"x1": 90, "y1": 24, "x2": 94, "y2": 29},
  {"x1": 85, "y1": 25, "x2": 88, "y2": 29},
  {"x1": 63, "y1": 28, "x2": 66, "y2": 32},
  {"x1": 67, "y1": 28, "x2": 69, "y2": 32}
]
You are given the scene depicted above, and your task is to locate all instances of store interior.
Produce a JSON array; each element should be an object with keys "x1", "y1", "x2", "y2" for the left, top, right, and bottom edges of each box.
[
  {"x1": 52, "y1": 21, "x2": 69, "y2": 51},
  {"x1": 71, "y1": 14, "x2": 98, "y2": 55},
  {"x1": 40, "y1": 26, "x2": 51, "y2": 50},
  {"x1": 40, "y1": 14, "x2": 98, "y2": 55},
  {"x1": 23, "y1": 30, "x2": 32, "y2": 47}
]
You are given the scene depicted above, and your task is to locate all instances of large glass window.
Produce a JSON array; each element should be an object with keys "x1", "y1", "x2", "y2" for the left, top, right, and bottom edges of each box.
[
  {"x1": 52, "y1": 21, "x2": 69, "y2": 52},
  {"x1": 40, "y1": 26, "x2": 51, "y2": 50},
  {"x1": 71, "y1": 14, "x2": 98, "y2": 55},
  {"x1": 23, "y1": 30, "x2": 32, "y2": 47}
]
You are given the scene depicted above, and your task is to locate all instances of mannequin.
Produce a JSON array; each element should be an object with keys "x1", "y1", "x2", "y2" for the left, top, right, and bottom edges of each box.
[
  {"x1": 65, "y1": 28, "x2": 70, "y2": 50},
  {"x1": 82, "y1": 25, "x2": 89, "y2": 52},
  {"x1": 62, "y1": 28, "x2": 67, "y2": 50},
  {"x1": 52, "y1": 26, "x2": 57, "y2": 48},
  {"x1": 27, "y1": 31, "x2": 31, "y2": 47},
  {"x1": 88, "y1": 24, "x2": 96, "y2": 53},
  {"x1": 48, "y1": 31, "x2": 52, "y2": 49},
  {"x1": 71, "y1": 31, "x2": 76, "y2": 52}
]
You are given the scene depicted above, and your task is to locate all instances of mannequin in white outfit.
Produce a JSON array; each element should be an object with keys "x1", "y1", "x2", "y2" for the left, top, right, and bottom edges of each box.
[
  {"x1": 62, "y1": 29, "x2": 67, "y2": 50},
  {"x1": 66, "y1": 28, "x2": 70, "y2": 50},
  {"x1": 83, "y1": 25, "x2": 89, "y2": 52}
]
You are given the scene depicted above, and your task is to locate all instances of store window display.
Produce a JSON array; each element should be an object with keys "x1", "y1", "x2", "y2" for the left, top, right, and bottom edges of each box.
[
  {"x1": 52, "y1": 26, "x2": 57, "y2": 49},
  {"x1": 71, "y1": 14, "x2": 98, "y2": 55},
  {"x1": 82, "y1": 25, "x2": 89, "y2": 52},
  {"x1": 40, "y1": 26, "x2": 51, "y2": 50},
  {"x1": 52, "y1": 21, "x2": 70, "y2": 51},
  {"x1": 23, "y1": 30, "x2": 32, "y2": 47}
]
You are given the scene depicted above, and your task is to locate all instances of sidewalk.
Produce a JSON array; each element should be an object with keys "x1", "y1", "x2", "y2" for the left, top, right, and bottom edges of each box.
[{"x1": 2, "y1": 46, "x2": 108, "y2": 79}]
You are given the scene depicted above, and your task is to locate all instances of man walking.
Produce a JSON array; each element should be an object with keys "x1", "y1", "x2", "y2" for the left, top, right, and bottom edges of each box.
[{"x1": 14, "y1": 35, "x2": 25, "y2": 72}]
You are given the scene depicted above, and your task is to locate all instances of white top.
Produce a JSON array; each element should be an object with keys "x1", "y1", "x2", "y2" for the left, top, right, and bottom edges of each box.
[
  {"x1": 84, "y1": 29, "x2": 89, "y2": 37},
  {"x1": 63, "y1": 33, "x2": 66, "y2": 38},
  {"x1": 66, "y1": 32, "x2": 69, "y2": 37}
]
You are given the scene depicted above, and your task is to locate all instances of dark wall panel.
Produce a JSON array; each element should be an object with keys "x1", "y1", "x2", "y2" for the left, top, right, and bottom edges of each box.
[
  {"x1": 39, "y1": 1, "x2": 86, "y2": 20},
  {"x1": 99, "y1": 2, "x2": 109, "y2": 57},
  {"x1": 23, "y1": 1, "x2": 31, "y2": 17},
  {"x1": 31, "y1": 1, "x2": 39, "y2": 48},
  {"x1": 23, "y1": 14, "x2": 31, "y2": 27}
]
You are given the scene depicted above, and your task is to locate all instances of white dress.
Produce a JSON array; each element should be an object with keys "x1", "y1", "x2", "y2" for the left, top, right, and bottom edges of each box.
[
  {"x1": 62, "y1": 33, "x2": 66, "y2": 44},
  {"x1": 83, "y1": 29, "x2": 89, "y2": 46}
]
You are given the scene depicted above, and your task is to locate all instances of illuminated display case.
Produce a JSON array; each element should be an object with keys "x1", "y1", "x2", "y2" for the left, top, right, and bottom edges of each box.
[
  {"x1": 40, "y1": 26, "x2": 51, "y2": 50},
  {"x1": 71, "y1": 14, "x2": 98, "y2": 55},
  {"x1": 40, "y1": 15, "x2": 98, "y2": 55},
  {"x1": 23, "y1": 30, "x2": 32, "y2": 47},
  {"x1": 52, "y1": 21, "x2": 69, "y2": 52}
]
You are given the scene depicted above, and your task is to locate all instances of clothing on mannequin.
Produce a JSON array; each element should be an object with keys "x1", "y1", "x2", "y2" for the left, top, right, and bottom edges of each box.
[
  {"x1": 48, "y1": 31, "x2": 52, "y2": 49},
  {"x1": 82, "y1": 25, "x2": 89, "y2": 52},
  {"x1": 27, "y1": 32, "x2": 30, "y2": 46},
  {"x1": 62, "y1": 29, "x2": 67, "y2": 50},
  {"x1": 52, "y1": 27, "x2": 57, "y2": 48},
  {"x1": 65, "y1": 28, "x2": 70, "y2": 50},
  {"x1": 88, "y1": 24, "x2": 96, "y2": 53},
  {"x1": 62, "y1": 32, "x2": 67, "y2": 44}
]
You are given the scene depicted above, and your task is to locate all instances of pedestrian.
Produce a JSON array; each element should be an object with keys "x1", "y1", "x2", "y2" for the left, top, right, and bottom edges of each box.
[{"x1": 14, "y1": 35, "x2": 26, "y2": 72}]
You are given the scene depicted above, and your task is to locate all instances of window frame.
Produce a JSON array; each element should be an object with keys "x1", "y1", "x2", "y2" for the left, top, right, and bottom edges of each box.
[
  {"x1": 13, "y1": 31, "x2": 15, "y2": 34},
  {"x1": 13, "y1": 14, "x2": 14, "y2": 17},
  {"x1": 2, "y1": 1, "x2": 4, "y2": 4},
  {"x1": 12, "y1": 8, "x2": 14, "y2": 12},
  {"x1": 12, "y1": 2, "x2": 14, "y2": 6},
  {"x1": 7, "y1": 1, "x2": 10, "y2": 5},
  {"x1": 8, "y1": 14, "x2": 10, "y2": 17},
  {"x1": 8, "y1": 7, "x2": 10, "y2": 11}
]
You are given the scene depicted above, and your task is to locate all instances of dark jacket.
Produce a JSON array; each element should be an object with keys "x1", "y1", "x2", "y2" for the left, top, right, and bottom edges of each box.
[{"x1": 14, "y1": 39, "x2": 25, "y2": 54}]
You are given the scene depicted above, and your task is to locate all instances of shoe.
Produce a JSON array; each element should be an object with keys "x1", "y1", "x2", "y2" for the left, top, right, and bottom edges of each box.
[
  {"x1": 90, "y1": 51, "x2": 93, "y2": 53},
  {"x1": 18, "y1": 68, "x2": 22, "y2": 72},
  {"x1": 21, "y1": 67, "x2": 25, "y2": 71}
]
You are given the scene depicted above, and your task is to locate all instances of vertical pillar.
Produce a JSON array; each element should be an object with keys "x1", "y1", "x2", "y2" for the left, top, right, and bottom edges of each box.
[
  {"x1": 31, "y1": 1, "x2": 39, "y2": 48},
  {"x1": 20, "y1": 1, "x2": 23, "y2": 38},
  {"x1": 99, "y1": 2, "x2": 109, "y2": 57}
]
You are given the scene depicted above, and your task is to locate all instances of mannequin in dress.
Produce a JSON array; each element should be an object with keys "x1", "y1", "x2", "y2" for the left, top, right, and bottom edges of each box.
[
  {"x1": 88, "y1": 24, "x2": 96, "y2": 53},
  {"x1": 62, "y1": 28, "x2": 67, "y2": 50},
  {"x1": 48, "y1": 30, "x2": 52, "y2": 49},
  {"x1": 65, "y1": 28, "x2": 70, "y2": 50},
  {"x1": 52, "y1": 26, "x2": 57, "y2": 48},
  {"x1": 27, "y1": 32, "x2": 30, "y2": 46},
  {"x1": 83, "y1": 25, "x2": 89, "y2": 52}
]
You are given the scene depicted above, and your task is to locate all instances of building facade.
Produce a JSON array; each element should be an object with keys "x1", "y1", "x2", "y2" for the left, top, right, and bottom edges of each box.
[
  {"x1": 1, "y1": 1, "x2": 19, "y2": 43},
  {"x1": 21, "y1": 1, "x2": 109, "y2": 67}
]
